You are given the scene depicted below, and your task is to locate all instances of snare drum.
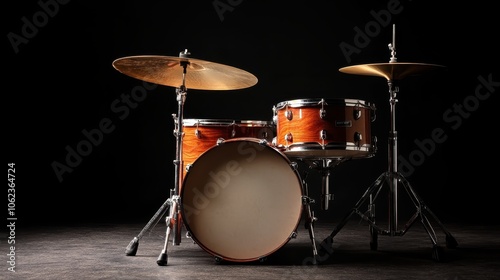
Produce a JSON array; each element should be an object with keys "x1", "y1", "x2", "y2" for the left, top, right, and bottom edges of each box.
[
  {"x1": 273, "y1": 98, "x2": 376, "y2": 159},
  {"x1": 181, "y1": 138, "x2": 303, "y2": 262},
  {"x1": 182, "y1": 119, "x2": 274, "y2": 180}
]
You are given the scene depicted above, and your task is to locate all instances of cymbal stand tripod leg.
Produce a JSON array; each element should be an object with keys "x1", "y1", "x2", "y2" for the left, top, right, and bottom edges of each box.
[
  {"x1": 125, "y1": 198, "x2": 171, "y2": 256},
  {"x1": 157, "y1": 190, "x2": 179, "y2": 266},
  {"x1": 397, "y1": 173, "x2": 458, "y2": 250},
  {"x1": 319, "y1": 172, "x2": 386, "y2": 251}
]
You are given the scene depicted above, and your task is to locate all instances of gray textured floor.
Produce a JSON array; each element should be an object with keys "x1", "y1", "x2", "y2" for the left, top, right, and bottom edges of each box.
[{"x1": 3, "y1": 218, "x2": 500, "y2": 280}]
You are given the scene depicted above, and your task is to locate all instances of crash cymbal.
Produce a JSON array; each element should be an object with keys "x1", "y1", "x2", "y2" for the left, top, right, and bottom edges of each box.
[
  {"x1": 339, "y1": 62, "x2": 445, "y2": 80},
  {"x1": 112, "y1": 55, "x2": 258, "y2": 90}
]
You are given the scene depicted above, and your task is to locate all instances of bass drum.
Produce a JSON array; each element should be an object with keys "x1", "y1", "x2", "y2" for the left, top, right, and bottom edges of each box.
[
  {"x1": 180, "y1": 138, "x2": 303, "y2": 262},
  {"x1": 273, "y1": 98, "x2": 377, "y2": 159}
]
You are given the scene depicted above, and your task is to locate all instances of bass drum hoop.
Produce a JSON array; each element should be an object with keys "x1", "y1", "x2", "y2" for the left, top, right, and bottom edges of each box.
[
  {"x1": 180, "y1": 137, "x2": 303, "y2": 262},
  {"x1": 183, "y1": 119, "x2": 274, "y2": 127}
]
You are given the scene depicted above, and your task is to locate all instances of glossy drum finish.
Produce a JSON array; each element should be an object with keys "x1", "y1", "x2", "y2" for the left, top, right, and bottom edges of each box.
[
  {"x1": 273, "y1": 98, "x2": 376, "y2": 159},
  {"x1": 181, "y1": 119, "x2": 274, "y2": 180}
]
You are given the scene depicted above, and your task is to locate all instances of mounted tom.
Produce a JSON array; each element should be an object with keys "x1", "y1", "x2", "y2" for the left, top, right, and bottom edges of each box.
[{"x1": 273, "y1": 98, "x2": 377, "y2": 160}]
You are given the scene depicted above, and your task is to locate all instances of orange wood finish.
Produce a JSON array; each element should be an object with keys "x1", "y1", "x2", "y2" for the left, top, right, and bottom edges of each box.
[
  {"x1": 275, "y1": 99, "x2": 374, "y2": 150},
  {"x1": 181, "y1": 120, "x2": 274, "y2": 180}
]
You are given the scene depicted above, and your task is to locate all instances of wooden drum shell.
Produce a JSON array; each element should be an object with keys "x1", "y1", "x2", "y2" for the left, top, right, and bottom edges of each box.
[
  {"x1": 273, "y1": 98, "x2": 376, "y2": 159},
  {"x1": 181, "y1": 119, "x2": 274, "y2": 180}
]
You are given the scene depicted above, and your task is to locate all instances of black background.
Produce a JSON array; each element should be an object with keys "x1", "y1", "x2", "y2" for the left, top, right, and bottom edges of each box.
[{"x1": 5, "y1": 0, "x2": 499, "y2": 227}]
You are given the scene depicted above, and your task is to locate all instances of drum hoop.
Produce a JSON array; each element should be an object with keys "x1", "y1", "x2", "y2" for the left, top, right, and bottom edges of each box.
[
  {"x1": 183, "y1": 119, "x2": 273, "y2": 126},
  {"x1": 275, "y1": 98, "x2": 372, "y2": 110},
  {"x1": 285, "y1": 142, "x2": 374, "y2": 151},
  {"x1": 180, "y1": 137, "x2": 303, "y2": 262},
  {"x1": 239, "y1": 120, "x2": 274, "y2": 126}
]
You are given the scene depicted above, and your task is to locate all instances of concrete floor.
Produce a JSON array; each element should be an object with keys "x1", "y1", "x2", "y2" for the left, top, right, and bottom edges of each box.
[{"x1": 4, "y1": 216, "x2": 500, "y2": 280}]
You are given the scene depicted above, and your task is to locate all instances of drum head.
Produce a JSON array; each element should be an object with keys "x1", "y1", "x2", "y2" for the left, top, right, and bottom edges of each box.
[{"x1": 181, "y1": 138, "x2": 303, "y2": 262}]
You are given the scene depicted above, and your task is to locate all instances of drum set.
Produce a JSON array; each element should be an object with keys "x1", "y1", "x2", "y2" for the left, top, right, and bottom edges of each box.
[{"x1": 113, "y1": 25, "x2": 457, "y2": 265}]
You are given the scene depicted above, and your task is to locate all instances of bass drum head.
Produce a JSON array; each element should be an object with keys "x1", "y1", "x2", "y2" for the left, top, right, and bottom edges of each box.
[{"x1": 180, "y1": 138, "x2": 303, "y2": 262}]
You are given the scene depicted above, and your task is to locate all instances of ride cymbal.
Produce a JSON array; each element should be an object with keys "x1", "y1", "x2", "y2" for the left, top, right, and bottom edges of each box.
[
  {"x1": 112, "y1": 55, "x2": 258, "y2": 90},
  {"x1": 339, "y1": 62, "x2": 445, "y2": 80}
]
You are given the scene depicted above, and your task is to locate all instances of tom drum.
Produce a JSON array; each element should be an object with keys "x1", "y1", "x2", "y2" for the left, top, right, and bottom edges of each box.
[{"x1": 273, "y1": 98, "x2": 377, "y2": 159}]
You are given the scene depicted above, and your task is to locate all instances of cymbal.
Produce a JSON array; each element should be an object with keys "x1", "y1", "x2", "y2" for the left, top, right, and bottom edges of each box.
[
  {"x1": 339, "y1": 62, "x2": 445, "y2": 80},
  {"x1": 112, "y1": 55, "x2": 258, "y2": 90}
]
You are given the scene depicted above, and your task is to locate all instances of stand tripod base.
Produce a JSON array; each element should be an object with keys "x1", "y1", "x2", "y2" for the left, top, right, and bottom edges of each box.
[
  {"x1": 124, "y1": 198, "x2": 171, "y2": 256},
  {"x1": 125, "y1": 237, "x2": 139, "y2": 256},
  {"x1": 320, "y1": 171, "x2": 458, "y2": 262},
  {"x1": 157, "y1": 251, "x2": 168, "y2": 266}
]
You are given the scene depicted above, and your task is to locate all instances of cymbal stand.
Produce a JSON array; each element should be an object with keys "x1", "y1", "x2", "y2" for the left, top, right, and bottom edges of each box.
[
  {"x1": 155, "y1": 49, "x2": 191, "y2": 266},
  {"x1": 320, "y1": 27, "x2": 458, "y2": 262},
  {"x1": 123, "y1": 50, "x2": 191, "y2": 258}
]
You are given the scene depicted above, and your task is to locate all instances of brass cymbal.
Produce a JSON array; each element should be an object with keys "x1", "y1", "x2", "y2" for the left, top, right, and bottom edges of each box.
[
  {"x1": 339, "y1": 62, "x2": 445, "y2": 80},
  {"x1": 112, "y1": 55, "x2": 258, "y2": 90}
]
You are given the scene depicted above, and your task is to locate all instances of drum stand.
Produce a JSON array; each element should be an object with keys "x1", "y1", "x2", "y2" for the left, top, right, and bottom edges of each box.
[
  {"x1": 113, "y1": 50, "x2": 259, "y2": 266},
  {"x1": 156, "y1": 54, "x2": 191, "y2": 266},
  {"x1": 124, "y1": 197, "x2": 170, "y2": 256},
  {"x1": 320, "y1": 72, "x2": 458, "y2": 262},
  {"x1": 300, "y1": 170, "x2": 324, "y2": 265},
  {"x1": 122, "y1": 50, "x2": 191, "y2": 263},
  {"x1": 301, "y1": 158, "x2": 346, "y2": 211},
  {"x1": 292, "y1": 157, "x2": 348, "y2": 265},
  {"x1": 319, "y1": 28, "x2": 458, "y2": 261},
  {"x1": 124, "y1": 91, "x2": 185, "y2": 257}
]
